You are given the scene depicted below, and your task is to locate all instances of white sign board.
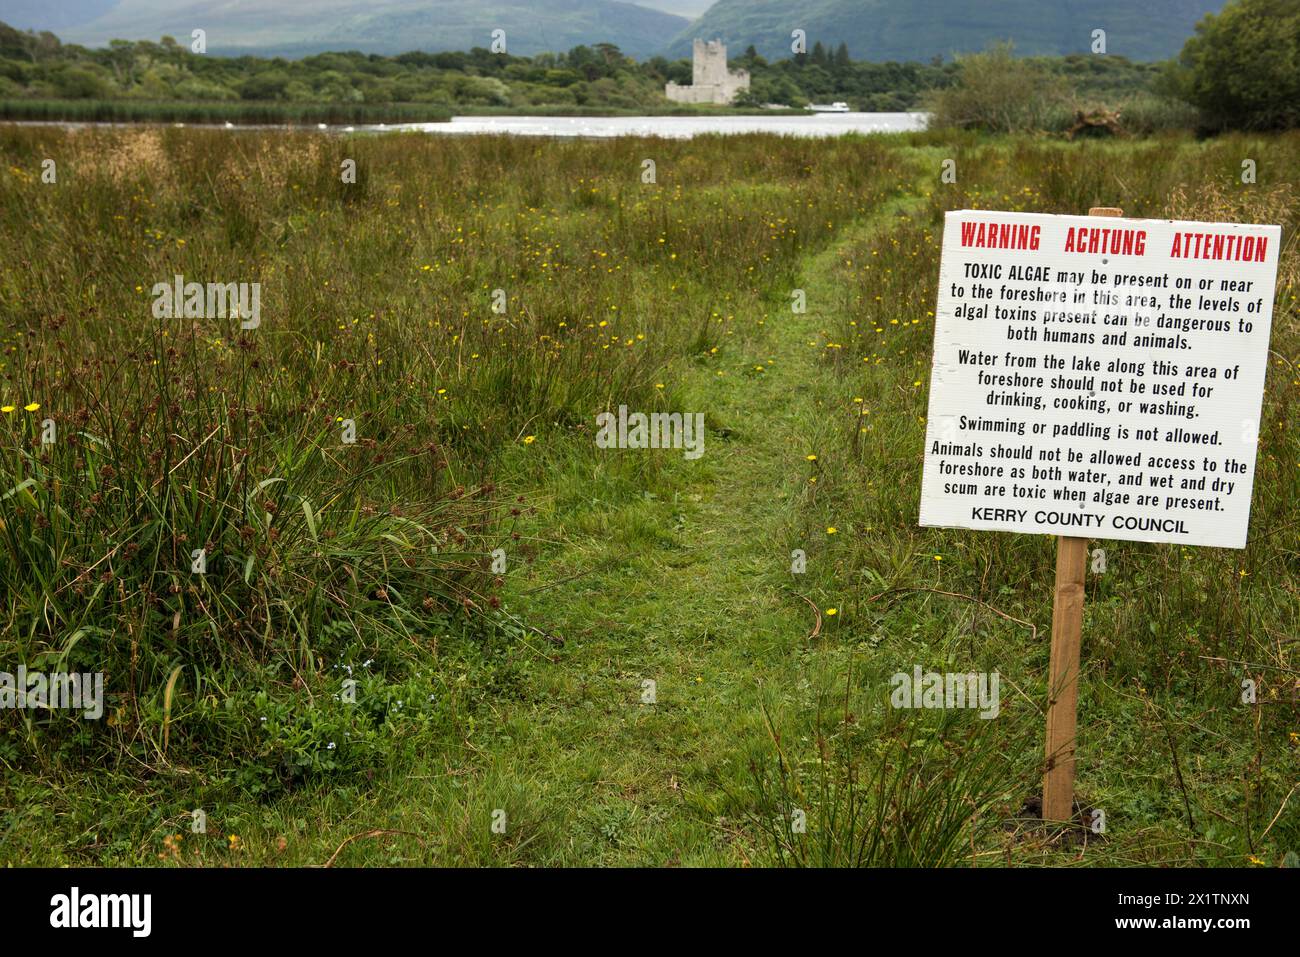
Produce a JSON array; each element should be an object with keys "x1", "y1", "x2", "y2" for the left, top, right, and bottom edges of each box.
[{"x1": 920, "y1": 210, "x2": 1280, "y2": 548}]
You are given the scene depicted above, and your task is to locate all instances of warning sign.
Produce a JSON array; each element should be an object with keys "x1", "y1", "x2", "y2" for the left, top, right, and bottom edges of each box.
[{"x1": 919, "y1": 209, "x2": 1281, "y2": 548}]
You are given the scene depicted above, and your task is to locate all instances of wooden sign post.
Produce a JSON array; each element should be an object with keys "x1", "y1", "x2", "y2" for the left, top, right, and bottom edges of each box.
[
  {"x1": 919, "y1": 203, "x2": 1280, "y2": 832},
  {"x1": 1042, "y1": 533, "x2": 1089, "y2": 822},
  {"x1": 1041, "y1": 206, "x2": 1122, "y2": 824}
]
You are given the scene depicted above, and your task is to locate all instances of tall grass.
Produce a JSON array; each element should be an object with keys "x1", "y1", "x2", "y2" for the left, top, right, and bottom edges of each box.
[
  {"x1": 746, "y1": 659, "x2": 1039, "y2": 866},
  {"x1": 0, "y1": 99, "x2": 452, "y2": 125},
  {"x1": 2, "y1": 127, "x2": 1293, "y2": 862},
  {"x1": 0, "y1": 127, "x2": 900, "y2": 789}
]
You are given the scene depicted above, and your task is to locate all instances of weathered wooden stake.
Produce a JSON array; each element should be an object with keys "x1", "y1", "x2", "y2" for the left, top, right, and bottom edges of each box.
[
  {"x1": 1042, "y1": 534, "x2": 1088, "y2": 821},
  {"x1": 1041, "y1": 205, "x2": 1122, "y2": 823}
]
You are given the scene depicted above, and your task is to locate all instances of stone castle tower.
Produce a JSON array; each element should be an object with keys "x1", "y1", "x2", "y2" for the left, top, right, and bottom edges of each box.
[{"x1": 665, "y1": 39, "x2": 750, "y2": 105}]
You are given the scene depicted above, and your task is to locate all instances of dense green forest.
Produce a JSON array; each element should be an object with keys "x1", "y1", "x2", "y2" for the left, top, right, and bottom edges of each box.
[{"x1": 0, "y1": 20, "x2": 1163, "y2": 117}]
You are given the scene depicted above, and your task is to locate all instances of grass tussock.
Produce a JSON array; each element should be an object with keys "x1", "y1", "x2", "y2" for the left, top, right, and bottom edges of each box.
[{"x1": 0, "y1": 99, "x2": 452, "y2": 126}]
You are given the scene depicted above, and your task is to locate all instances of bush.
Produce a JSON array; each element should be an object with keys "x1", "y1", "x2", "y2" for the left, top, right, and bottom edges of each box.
[
  {"x1": 52, "y1": 66, "x2": 111, "y2": 99},
  {"x1": 1166, "y1": 0, "x2": 1300, "y2": 131},
  {"x1": 925, "y1": 43, "x2": 1066, "y2": 133},
  {"x1": 239, "y1": 71, "x2": 291, "y2": 101}
]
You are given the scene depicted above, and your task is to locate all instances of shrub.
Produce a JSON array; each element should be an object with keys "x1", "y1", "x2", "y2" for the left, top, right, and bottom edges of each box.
[
  {"x1": 1165, "y1": 0, "x2": 1300, "y2": 131},
  {"x1": 52, "y1": 66, "x2": 111, "y2": 100},
  {"x1": 926, "y1": 43, "x2": 1067, "y2": 133}
]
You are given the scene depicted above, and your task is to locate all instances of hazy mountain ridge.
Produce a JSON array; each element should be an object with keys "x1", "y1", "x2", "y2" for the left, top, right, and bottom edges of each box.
[
  {"x1": 671, "y1": 0, "x2": 1230, "y2": 62},
  {"x1": 6, "y1": 0, "x2": 691, "y2": 58},
  {"x1": 0, "y1": 0, "x2": 1231, "y2": 62},
  {"x1": 0, "y1": 0, "x2": 117, "y2": 32}
]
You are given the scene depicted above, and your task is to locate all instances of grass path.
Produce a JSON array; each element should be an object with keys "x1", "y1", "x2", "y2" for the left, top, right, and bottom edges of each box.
[{"x1": 405, "y1": 181, "x2": 939, "y2": 865}]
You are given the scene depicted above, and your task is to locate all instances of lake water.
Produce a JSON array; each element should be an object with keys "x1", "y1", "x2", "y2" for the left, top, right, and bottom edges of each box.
[
  {"x1": 378, "y1": 111, "x2": 928, "y2": 138},
  {"x1": 10, "y1": 112, "x2": 928, "y2": 138}
]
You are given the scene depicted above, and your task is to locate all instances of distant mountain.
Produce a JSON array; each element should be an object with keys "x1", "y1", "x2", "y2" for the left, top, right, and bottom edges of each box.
[
  {"x1": 0, "y1": 0, "x2": 117, "y2": 32},
  {"x1": 8, "y1": 0, "x2": 690, "y2": 58},
  {"x1": 0, "y1": 0, "x2": 1233, "y2": 62},
  {"x1": 637, "y1": 0, "x2": 714, "y2": 15},
  {"x1": 671, "y1": 0, "x2": 1231, "y2": 62}
]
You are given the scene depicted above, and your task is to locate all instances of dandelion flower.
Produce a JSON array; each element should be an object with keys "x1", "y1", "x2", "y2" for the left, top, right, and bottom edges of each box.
[
  {"x1": 1, "y1": 406, "x2": 13, "y2": 414},
  {"x1": 24, "y1": 403, "x2": 39, "y2": 412},
  {"x1": 523, "y1": 435, "x2": 536, "y2": 445},
  {"x1": 806, "y1": 454, "x2": 817, "y2": 462},
  {"x1": 826, "y1": 608, "x2": 837, "y2": 616},
  {"x1": 826, "y1": 526, "x2": 837, "y2": 535}
]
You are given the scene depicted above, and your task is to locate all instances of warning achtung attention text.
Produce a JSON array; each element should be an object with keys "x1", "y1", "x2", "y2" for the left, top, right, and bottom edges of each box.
[{"x1": 919, "y1": 209, "x2": 1280, "y2": 548}]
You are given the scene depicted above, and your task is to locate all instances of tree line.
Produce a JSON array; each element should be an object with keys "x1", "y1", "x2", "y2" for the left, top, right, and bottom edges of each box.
[{"x1": 0, "y1": 22, "x2": 1153, "y2": 115}]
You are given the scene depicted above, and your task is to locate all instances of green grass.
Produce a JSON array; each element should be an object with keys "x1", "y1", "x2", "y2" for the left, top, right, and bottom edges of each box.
[
  {"x1": 0, "y1": 99, "x2": 452, "y2": 125},
  {"x1": 0, "y1": 128, "x2": 1295, "y2": 867}
]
